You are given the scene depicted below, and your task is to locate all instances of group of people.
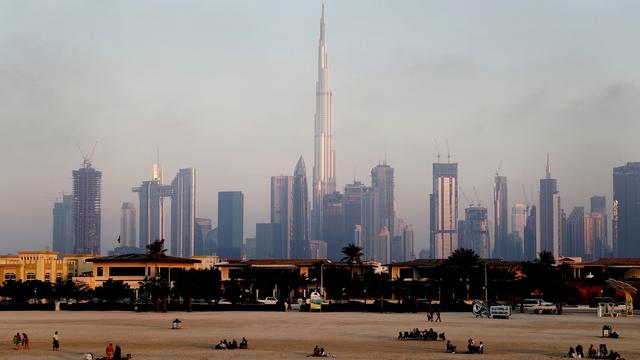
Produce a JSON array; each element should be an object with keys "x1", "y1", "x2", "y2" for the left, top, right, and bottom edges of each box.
[
  {"x1": 446, "y1": 340, "x2": 457, "y2": 353},
  {"x1": 12, "y1": 333, "x2": 30, "y2": 350},
  {"x1": 82, "y1": 343, "x2": 130, "y2": 360},
  {"x1": 310, "y1": 345, "x2": 329, "y2": 357},
  {"x1": 398, "y1": 328, "x2": 445, "y2": 341},
  {"x1": 214, "y1": 337, "x2": 248, "y2": 350},
  {"x1": 567, "y1": 344, "x2": 624, "y2": 359},
  {"x1": 467, "y1": 338, "x2": 484, "y2": 354}
]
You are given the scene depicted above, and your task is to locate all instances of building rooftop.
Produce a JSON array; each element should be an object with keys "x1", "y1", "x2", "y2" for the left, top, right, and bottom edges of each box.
[{"x1": 87, "y1": 253, "x2": 200, "y2": 264}]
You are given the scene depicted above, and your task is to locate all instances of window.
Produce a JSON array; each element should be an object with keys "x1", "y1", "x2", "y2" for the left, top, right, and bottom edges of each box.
[
  {"x1": 26, "y1": 272, "x2": 36, "y2": 281},
  {"x1": 56, "y1": 273, "x2": 63, "y2": 283},
  {"x1": 45, "y1": 272, "x2": 51, "y2": 282},
  {"x1": 4, "y1": 272, "x2": 16, "y2": 281},
  {"x1": 109, "y1": 267, "x2": 145, "y2": 277},
  {"x1": 97, "y1": 267, "x2": 104, "y2": 277},
  {"x1": 67, "y1": 273, "x2": 73, "y2": 280}
]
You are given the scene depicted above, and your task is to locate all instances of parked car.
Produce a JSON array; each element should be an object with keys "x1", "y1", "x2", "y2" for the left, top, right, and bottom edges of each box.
[
  {"x1": 258, "y1": 297, "x2": 278, "y2": 305},
  {"x1": 523, "y1": 298, "x2": 553, "y2": 307}
]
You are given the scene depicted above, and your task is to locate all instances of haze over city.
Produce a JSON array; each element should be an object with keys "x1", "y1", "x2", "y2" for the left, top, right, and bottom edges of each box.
[{"x1": 1, "y1": 0, "x2": 639, "y2": 254}]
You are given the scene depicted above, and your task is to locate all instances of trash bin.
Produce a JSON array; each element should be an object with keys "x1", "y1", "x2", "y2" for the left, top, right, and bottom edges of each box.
[
  {"x1": 171, "y1": 319, "x2": 182, "y2": 329},
  {"x1": 602, "y1": 325, "x2": 612, "y2": 337}
]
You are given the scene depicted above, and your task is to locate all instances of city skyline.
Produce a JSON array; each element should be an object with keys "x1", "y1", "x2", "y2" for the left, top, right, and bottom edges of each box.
[{"x1": 2, "y1": 1, "x2": 639, "y2": 254}]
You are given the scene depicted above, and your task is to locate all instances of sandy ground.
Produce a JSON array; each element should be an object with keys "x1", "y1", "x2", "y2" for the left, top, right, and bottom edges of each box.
[{"x1": 0, "y1": 310, "x2": 638, "y2": 359}]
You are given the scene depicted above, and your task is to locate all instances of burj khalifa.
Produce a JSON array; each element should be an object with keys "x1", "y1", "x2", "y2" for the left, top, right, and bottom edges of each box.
[{"x1": 311, "y1": 2, "x2": 336, "y2": 240}]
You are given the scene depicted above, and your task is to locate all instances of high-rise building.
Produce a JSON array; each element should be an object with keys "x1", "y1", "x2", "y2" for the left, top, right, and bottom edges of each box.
[
  {"x1": 53, "y1": 194, "x2": 74, "y2": 255},
  {"x1": 344, "y1": 181, "x2": 365, "y2": 246},
  {"x1": 73, "y1": 159, "x2": 102, "y2": 254},
  {"x1": 613, "y1": 162, "x2": 640, "y2": 257},
  {"x1": 323, "y1": 192, "x2": 345, "y2": 260},
  {"x1": 194, "y1": 218, "x2": 212, "y2": 256},
  {"x1": 537, "y1": 156, "x2": 561, "y2": 258},
  {"x1": 493, "y1": 176, "x2": 508, "y2": 258},
  {"x1": 309, "y1": 239, "x2": 328, "y2": 259},
  {"x1": 361, "y1": 186, "x2": 375, "y2": 259},
  {"x1": 402, "y1": 223, "x2": 415, "y2": 261},
  {"x1": 133, "y1": 163, "x2": 172, "y2": 249},
  {"x1": 255, "y1": 223, "x2": 282, "y2": 259},
  {"x1": 170, "y1": 168, "x2": 196, "y2": 257},
  {"x1": 524, "y1": 205, "x2": 537, "y2": 261},
  {"x1": 462, "y1": 206, "x2": 490, "y2": 258},
  {"x1": 564, "y1": 207, "x2": 585, "y2": 257},
  {"x1": 217, "y1": 191, "x2": 244, "y2": 258},
  {"x1": 205, "y1": 227, "x2": 218, "y2": 256},
  {"x1": 244, "y1": 237, "x2": 257, "y2": 259},
  {"x1": 430, "y1": 163, "x2": 458, "y2": 259},
  {"x1": 372, "y1": 164, "x2": 395, "y2": 240},
  {"x1": 311, "y1": 3, "x2": 336, "y2": 241},
  {"x1": 511, "y1": 204, "x2": 527, "y2": 243},
  {"x1": 375, "y1": 226, "x2": 391, "y2": 264},
  {"x1": 120, "y1": 202, "x2": 136, "y2": 248},
  {"x1": 590, "y1": 196, "x2": 607, "y2": 259},
  {"x1": 292, "y1": 157, "x2": 310, "y2": 259},
  {"x1": 271, "y1": 175, "x2": 293, "y2": 259}
]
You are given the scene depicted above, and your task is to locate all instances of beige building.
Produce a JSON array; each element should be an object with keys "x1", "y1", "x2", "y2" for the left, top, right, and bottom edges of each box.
[{"x1": 0, "y1": 251, "x2": 92, "y2": 283}]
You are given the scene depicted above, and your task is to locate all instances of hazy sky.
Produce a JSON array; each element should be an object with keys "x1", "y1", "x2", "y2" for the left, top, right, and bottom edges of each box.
[{"x1": 1, "y1": 1, "x2": 639, "y2": 254}]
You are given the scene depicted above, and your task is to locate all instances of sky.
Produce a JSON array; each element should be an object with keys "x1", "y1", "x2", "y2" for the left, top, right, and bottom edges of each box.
[{"x1": 1, "y1": 0, "x2": 639, "y2": 254}]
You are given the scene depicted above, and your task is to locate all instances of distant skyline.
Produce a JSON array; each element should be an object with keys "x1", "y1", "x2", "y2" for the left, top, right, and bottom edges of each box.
[{"x1": 1, "y1": 1, "x2": 639, "y2": 254}]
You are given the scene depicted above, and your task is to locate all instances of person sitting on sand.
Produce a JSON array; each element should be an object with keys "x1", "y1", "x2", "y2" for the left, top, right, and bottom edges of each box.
[
  {"x1": 588, "y1": 344, "x2": 596, "y2": 358},
  {"x1": 83, "y1": 353, "x2": 94, "y2": 360},
  {"x1": 106, "y1": 343, "x2": 115, "y2": 360},
  {"x1": 478, "y1": 342, "x2": 484, "y2": 354},
  {"x1": 231, "y1": 339, "x2": 238, "y2": 349},
  {"x1": 568, "y1": 347, "x2": 576, "y2": 358},
  {"x1": 319, "y1": 347, "x2": 327, "y2": 357},
  {"x1": 446, "y1": 340, "x2": 456, "y2": 353},
  {"x1": 576, "y1": 344, "x2": 584, "y2": 358},
  {"x1": 240, "y1": 337, "x2": 248, "y2": 349},
  {"x1": 599, "y1": 344, "x2": 608, "y2": 358},
  {"x1": 114, "y1": 344, "x2": 122, "y2": 360},
  {"x1": 313, "y1": 345, "x2": 320, "y2": 356}
]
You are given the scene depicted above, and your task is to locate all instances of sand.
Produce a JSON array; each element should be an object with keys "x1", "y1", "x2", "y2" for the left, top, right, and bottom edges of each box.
[{"x1": 1, "y1": 310, "x2": 638, "y2": 359}]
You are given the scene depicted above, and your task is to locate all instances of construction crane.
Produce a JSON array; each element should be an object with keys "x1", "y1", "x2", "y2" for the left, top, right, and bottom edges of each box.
[
  {"x1": 473, "y1": 186, "x2": 482, "y2": 207},
  {"x1": 77, "y1": 141, "x2": 98, "y2": 168},
  {"x1": 460, "y1": 187, "x2": 473, "y2": 207}
]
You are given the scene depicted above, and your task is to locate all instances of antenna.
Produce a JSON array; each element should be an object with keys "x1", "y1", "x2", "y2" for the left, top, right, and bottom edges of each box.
[
  {"x1": 434, "y1": 139, "x2": 441, "y2": 163},
  {"x1": 545, "y1": 153, "x2": 550, "y2": 179},
  {"x1": 496, "y1": 161, "x2": 502, "y2": 177},
  {"x1": 521, "y1": 184, "x2": 529, "y2": 205},
  {"x1": 446, "y1": 139, "x2": 451, "y2": 163}
]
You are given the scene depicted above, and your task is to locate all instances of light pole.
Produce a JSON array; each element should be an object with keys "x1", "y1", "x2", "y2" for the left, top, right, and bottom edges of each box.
[
  {"x1": 484, "y1": 262, "x2": 488, "y2": 302},
  {"x1": 320, "y1": 263, "x2": 324, "y2": 298}
]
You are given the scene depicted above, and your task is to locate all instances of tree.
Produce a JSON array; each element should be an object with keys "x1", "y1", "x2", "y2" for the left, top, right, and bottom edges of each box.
[
  {"x1": 537, "y1": 250, "x2": 555, "y2": 268},
  {"x1": 146, "y1": 239, "x2": 167, "y2": 259},
  {"x1": 53, "y1": 280, "x2": 92, "y2": 302},
  {"x1": 95, "y1": 279, "x2": 133, "y2": 303},
  {"x1": 442, "y1": 248, "x2": 482, "y2": 304},
  {"x1": 341, "y1": 243, "x2": 364, "y2": 265}
]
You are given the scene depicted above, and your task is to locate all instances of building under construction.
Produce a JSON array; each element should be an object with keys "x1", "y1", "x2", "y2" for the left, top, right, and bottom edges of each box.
[{"x1": 73, "y1": 156, "x2": 102, "y2": 255}]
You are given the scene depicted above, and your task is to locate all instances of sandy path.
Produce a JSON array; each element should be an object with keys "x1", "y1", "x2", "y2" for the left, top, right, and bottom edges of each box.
[{"x1": 0, "y1": 311, "x2": 638, "y2": 359}]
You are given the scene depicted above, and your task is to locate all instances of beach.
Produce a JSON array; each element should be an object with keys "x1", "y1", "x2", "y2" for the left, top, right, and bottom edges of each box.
[{"x1": 1, "y1": 310, "x2": 638, "y2": 359}]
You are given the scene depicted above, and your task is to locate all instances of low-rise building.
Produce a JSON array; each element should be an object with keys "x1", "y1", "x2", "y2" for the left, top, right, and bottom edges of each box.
[{"x1": 0, "y1": 251, "x2": 92, "y2": 283}]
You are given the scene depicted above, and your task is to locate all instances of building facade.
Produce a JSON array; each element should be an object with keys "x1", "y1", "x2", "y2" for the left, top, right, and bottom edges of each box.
[
  {"x1": 217, "y1": 191, "x2": 244, "y2": 258},
  {"x1": 613, "y1": 162, "x2": 640, "y2": 257},
  {"x1": 537, "y1": 158, "x2": 561, "y2": 258},
  {"x1": 120, "y1": 202, "x2": 137, "y2": 248},
  {"x1": 271, "y1": 175, "x2": 294, "y2": 259},
  {"x1": 170, "y1": 168, "x2": 196, "y2": 258},
  {"x1": 53, "y1": 195, "x2": 75, "y2": 255},
  {"x1": 493, "y1": 175, "x2": 508, "y2": 258},
  {"x1": 73, "y1": 161, "x2": 102, "y2": 255},
  {"x1": 292, "y1": 157, "x2": 310, "y2": 259},
  {"x1": 430, "y1": 163, "x2": 458, "y2": 259}
]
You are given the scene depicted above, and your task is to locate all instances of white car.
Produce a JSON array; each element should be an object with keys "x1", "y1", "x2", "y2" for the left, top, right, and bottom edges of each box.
[
  {"x1": 259, "y1": 297, "x2": 278, "y2": 305},
  {"x1": 523, "y1": 298, "x2": 553, "y2": 307}
]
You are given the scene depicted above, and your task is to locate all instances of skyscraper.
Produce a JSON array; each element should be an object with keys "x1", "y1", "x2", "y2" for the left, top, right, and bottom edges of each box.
[
  {"x1": 217, "y1": 191, "x2": 244, "y2": 258},
  {"x1": 194, "y1": 218, "x2": 212, "y2": 256},
  {"x1": 430, "y1": 163, "x2": 458, "y2": 259},
  {"x1": 402, "y1": 224, "x2": 415, "y2": 261},
  {"x1": 463, "y1": 206, "x2": 490, "y2": 258},
  {"x1": 73, "y1": 159, "x2": 102, "y2": 254},
  {"x1": 120, "y1": 202, "x2": 136, "y2": 248},
  {"x1": 361, "y1": 186, "x2": 375, "y2": 259},
  {"x1": 493, "y1": 175, "x2": 508, "y2": 258},
  {"x1": 323, "y1": 192, "x2": 345, "y2": 260},
  {"x1": 590, "y1": 195, "x2": 607, "y2": 258},
  {"x1": 292, "y1": 157, "x2": 310, "y2": 259},
  {"x1": 344, "y1": 181, "x2": 365, "y2": 247},
  {"x1": 133, "y1": 163, "x2": 172, "y2": 249},
  {"x1": 511, "y1": 204, "x2": 527, "y2": 243},
  {"x1": 271, "y1": 175, "x2": 293, "y2": 259},
  {"x1": 537, "y1": 156, "x2": 561, "y2": 258},
  {"x1": 613, "y1": 162, "x2": 640, "y2": 257},
  {"x1": 53, "y1": 194, "x2": 74, "y2": 255},
  {"x1": 255, "y1": 223, "x2": 282, "y2": 259},
  {"x1": 311, "y1": 2, "x2": 336, "y2": 241},
  {"x1": 375, "y1": 226, "x2": 391, "y2": 264},
  {"x1": 372, "y1": 164, "x2": 395, "y2": 240},
  {"x1": 564, "y1": 207, "x2": 585, "y2": 257},
  {"x1": 170, "y1": 168, "x2": 196, "y2": 257},
  {"x1": 524, "y1": 204, "x2": 537, "y2": 260}
]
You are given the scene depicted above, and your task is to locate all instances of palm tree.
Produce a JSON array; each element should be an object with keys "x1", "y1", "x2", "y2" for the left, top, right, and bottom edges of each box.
[
  {"x1": 444, "y1": 248, "x2": 482, "y2": 303},
  {"x1": 341, "y1": 243, "x2": 364, "y2": 264},
  {"x1": 341, "y1": 243, "x2": 364, "y2": 299},
  {"x1": 537, "y1": 250, "x2": 555, "y2": 268},
  {"x1": 146, "y1": 239, "x2": 167, "y2": 259}
]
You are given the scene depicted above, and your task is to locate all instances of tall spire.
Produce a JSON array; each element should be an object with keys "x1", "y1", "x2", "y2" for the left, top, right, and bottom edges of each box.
[
  {"x1": 311, "y1": 0, "x2": 336, "y2": 240},
  {"x1": 545, "y1": 153, "x2": 550, "y2": 179}
]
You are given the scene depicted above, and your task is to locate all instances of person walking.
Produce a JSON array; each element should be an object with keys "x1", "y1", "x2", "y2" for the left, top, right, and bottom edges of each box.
[
  {"x1": 52, "y1": 331, "x2": 60, "y2": 351},
  {"x1": 114, "y1": 344, "x2": 122, "y2": 360},
  {"x1": 435, "y1": 310, "x2": 442, "y2": 322},
  {"x1": 13, "y1": 333, "x2": 20, "y2": 350},
  {"x1": 22, "y1": 333, "x2": 29, "y2": 350},
  {"x1": 106, "y1": 343, "x2": 115, "y2": 360}
]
